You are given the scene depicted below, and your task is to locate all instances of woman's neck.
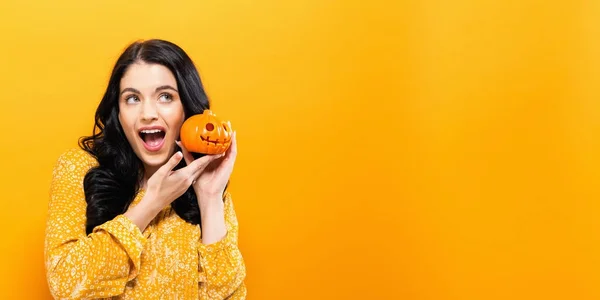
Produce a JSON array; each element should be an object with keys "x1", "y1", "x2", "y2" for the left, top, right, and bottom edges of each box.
[{"x1": 141, "y1": 164, "x2": 160, "y2": 190}]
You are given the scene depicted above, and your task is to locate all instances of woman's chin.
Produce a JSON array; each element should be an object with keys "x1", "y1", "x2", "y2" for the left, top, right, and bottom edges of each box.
[{"x1": 136, "y1": 148, "x2": 173, "y2": 169}]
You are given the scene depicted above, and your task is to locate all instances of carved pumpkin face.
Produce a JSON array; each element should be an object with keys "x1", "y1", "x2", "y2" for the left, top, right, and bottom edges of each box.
[{"x1": 179, "y1": 110, "x2": 232, "y2": 154}]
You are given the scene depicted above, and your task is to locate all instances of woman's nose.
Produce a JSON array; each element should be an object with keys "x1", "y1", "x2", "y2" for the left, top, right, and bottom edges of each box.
[{"x1": 141, "y1": 100, "x2": 158, "y2": 121}]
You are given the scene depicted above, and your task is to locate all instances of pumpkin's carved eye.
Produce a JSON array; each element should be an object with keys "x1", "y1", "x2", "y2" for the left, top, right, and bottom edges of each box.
[{"x1": 205, "y1": 123, "x2": 215, "y2": 131}]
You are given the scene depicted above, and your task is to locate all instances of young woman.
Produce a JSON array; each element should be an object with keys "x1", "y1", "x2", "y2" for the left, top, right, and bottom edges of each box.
[{"x1": 44, "y1": 39, "x2": 246, "y2": 299}]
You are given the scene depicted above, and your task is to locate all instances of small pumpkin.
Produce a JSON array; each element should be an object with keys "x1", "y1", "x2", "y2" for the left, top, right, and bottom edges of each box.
[{"x1": 180, "y1": 110, "x2": 232, "y2": 154}]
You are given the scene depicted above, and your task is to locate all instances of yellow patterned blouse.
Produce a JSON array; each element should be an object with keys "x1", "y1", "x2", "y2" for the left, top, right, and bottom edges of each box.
[{"x1": 44, "y1": 148, "x2": 247, "y2": 299}]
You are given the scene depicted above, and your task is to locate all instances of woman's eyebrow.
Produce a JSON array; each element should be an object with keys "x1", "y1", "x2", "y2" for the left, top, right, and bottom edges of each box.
[
  {"x1": 120, "y1": 87, "x2": 140, "y2": 96},
  {"x1": 155, "y1": 85, "x2": 178, "y2": 93},
  {"x1": 119, "y1": 86, "x2": 178, "y2": 96}
]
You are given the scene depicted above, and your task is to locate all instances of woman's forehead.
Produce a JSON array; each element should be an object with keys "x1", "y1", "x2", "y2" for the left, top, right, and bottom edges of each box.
[{"x1": 120, "y1": 62, "x2": 177, "y2": 92}]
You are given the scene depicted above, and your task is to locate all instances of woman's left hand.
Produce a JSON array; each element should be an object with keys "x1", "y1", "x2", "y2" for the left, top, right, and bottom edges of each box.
[{"x1": 176, "y1": 131, "x2": 237, "y2": 205}]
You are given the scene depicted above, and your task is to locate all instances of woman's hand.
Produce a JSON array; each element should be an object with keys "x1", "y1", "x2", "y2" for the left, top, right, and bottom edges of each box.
[
  {"x1": 125, "y1": 151, "x2": 221, "y2": 232},
  {"x1": 145, "y1": 151, "x2": 223, "y2": 209},
  {"x1": 176, "y1": 131, "x2": 237, "y2": 206}
]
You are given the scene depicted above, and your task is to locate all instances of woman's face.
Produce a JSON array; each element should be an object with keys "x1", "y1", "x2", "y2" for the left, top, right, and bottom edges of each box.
[{"x1": 118, "y1": 61, "x2": 185, "y2": 173}]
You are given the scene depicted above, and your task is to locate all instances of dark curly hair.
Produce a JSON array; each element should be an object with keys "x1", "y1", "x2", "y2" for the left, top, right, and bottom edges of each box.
[{"x1": 79, "y1": 39, "x2": 210, "y2": 235}]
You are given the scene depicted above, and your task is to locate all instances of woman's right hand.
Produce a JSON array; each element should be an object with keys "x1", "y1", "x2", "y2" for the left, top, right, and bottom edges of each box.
[
  {"x1": 145, "y1": 151, "x2": 223, "y2": 209},
  {"x1": 125, "y1": 151, "x2": 223, "y2": 231}
]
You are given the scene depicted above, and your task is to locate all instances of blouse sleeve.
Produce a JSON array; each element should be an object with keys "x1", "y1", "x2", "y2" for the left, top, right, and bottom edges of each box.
[
  {"x1": 197, "y1": 192, "x2": 247, "y2": 299},
  {"x1": 44, "y1": 149, "x2": 147, "y2": 299}
]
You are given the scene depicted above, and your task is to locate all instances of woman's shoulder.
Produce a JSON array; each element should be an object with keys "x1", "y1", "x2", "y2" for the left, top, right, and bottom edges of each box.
[{"x1": 53, "y1": 147, "x2": 99, "y2": 175}]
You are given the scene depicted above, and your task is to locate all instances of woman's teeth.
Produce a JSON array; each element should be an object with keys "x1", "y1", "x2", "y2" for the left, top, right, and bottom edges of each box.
[{"x1": 141, "y1": 129, "x2": 163, "y2": 134}]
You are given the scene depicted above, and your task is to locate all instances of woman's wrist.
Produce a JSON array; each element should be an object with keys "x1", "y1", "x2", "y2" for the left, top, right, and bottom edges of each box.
[
  {"x1": 124, "y1": 192, "x2": 163, "y2": 232},
  {"x1": 193, "y1": 186, "x2": 223, "y2": 208},
  {"x1": 197, "y1": 193, "x2": 227, "y2": 244},
  {"x1": 197, "y1": 191, "x2": 223, "y2": 207},
  {"x1": 199, "y1": 198, "x2": 224, "y2": 217}
]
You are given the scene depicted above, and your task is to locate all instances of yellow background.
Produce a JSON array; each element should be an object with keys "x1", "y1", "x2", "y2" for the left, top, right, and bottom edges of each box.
[{"x1": 0, "y1": 0, "x2": 598, "y2": 299}]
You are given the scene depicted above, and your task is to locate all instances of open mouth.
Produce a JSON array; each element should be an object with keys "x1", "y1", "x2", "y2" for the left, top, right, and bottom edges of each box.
[{"x1": 139, "y1": 128, "x2": 166, "y2": 151}]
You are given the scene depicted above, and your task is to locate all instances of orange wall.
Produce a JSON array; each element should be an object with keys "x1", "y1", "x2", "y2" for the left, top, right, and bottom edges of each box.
[{"x1": 0, "y1": 0, "x2": 599, "y2": 299}]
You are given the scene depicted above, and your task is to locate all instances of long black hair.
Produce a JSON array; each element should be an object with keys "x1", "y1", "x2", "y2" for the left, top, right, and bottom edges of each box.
[{"x1": 79, "y1": 39, "x2": 209, "y2": 235}]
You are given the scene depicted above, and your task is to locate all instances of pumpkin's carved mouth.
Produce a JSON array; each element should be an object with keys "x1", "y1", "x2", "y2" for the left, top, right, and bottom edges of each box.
[
  {"x1": 199, "y1": 122, "x2": 230, "y2": 144},
  {"x1": 200, "y1": 136, "x2": 229, "y2": 144}
]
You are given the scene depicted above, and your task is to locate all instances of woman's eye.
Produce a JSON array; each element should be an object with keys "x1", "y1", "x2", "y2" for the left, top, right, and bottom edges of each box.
[
  {"x1": 125, "y1": 95, "x2": 139, "y2": 104},
  {"x1": 159, "y1": 93, "x2": 173, "y2": 102}
]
